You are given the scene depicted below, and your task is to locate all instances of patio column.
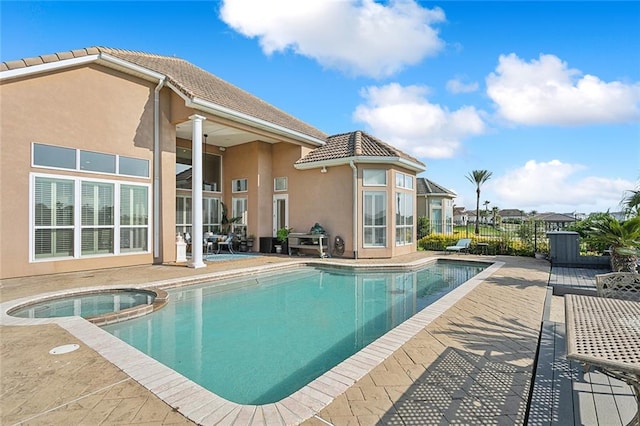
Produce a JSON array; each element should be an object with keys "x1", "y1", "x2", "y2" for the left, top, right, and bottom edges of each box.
[{"x1": 189, "y1": 114, "x2": 206, "y2": 269}]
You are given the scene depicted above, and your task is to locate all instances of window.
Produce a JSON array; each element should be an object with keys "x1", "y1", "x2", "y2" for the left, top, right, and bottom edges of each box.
[
  {"x1": 363, "y1": 169, "x2": 386, "y2": 186},
  {"x1": 34, "y1": 177, "x2": 75, "y2": 259},
  {"x1": 274, "y1": 177, "x2": 287, "y2": 192},
  {"x1": 80, "y1": 150, "x2": 116, "y2": 174},
  {"x1": 175, "y1": 195, "x2": 221, "y2": 235},
  {"x1": 81, "y1": 182, "x2": 114, "y2": 255},
  {"x1": 363, "y1": 191, "x2": 386, "y2": 247},
  {"x1": 395, "y1": 192, "x2": 414, "y2": 245},
  {"x1": 395, "y1": 172, "x2": 414, "y2": 189},
  {"x1": 232, "y1": 178, "x2": 248, "y2": 193},
  {"x1": 33, "y1": 143, "x2": 149, "y2": 178},
  {"x1": 120, "y1": 185, "x2": 149, "y2": 253},
  {"x1": 119, "y1": 156, "x2": 149, "y2": 177},
  {"x1": 175, "y1": 147, "x2": 221, "y2": 191},
  {"x1": 32, "y1": 174, "x2": 149, "y2": 261},
  {"x1": 232, "y1": 197, "x2": 248, "y2": 237},
  {"x1": 33, "y1": 144, "x2": 76, "y2": 170}
]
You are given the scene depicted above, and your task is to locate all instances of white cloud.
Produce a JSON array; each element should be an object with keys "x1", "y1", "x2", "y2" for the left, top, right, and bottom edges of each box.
[
  {"x1": 446, "y1": 77, "x2": 479, "y2": 94},
  {"x1": 353, "y1": 83, "x2": 486, "y2": 158},
  {"x1": 219, "y1": 0, "x2": 445, "y2": 78},
  {"x1": 486, "y1": 53, "x2": 640, "y2": 125},
  {"x1": 491, "y1": 159, "x2": 633, "y2": 212}
]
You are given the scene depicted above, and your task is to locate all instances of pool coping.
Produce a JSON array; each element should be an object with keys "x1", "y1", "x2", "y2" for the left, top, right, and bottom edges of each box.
[{"x1": 0, "y1": 256, "x2": 504, "y2": 425}]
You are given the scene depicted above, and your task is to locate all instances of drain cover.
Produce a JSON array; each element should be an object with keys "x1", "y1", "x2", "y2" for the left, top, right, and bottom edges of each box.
[{"x1": 49, "y1": 344, "x2": 80, "y2": 355}]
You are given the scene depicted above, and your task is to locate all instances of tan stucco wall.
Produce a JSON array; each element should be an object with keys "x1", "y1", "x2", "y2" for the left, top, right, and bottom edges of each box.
[{"x1": 0, "y1": 65, "x2": 160, "y2": 278}]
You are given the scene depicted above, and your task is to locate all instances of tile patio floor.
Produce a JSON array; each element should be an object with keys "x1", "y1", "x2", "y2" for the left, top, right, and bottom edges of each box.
[{"x1": 1, "y1": 253, "x2": 550, "y2": 425}]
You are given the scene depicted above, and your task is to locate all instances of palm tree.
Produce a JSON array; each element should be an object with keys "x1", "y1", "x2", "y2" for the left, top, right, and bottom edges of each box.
[
  {"x1": 621, "y1": 187, "x2": 640, "y2": 218},
  {"x1": 483, "y1": 200, "x2": 490, "y2": 224},
  {"x1": 586, "y1": 215, "x2": 640, "y2": 272},
  {"x1": 466, "y1": 170, "x2": 493, "y2": 235}
]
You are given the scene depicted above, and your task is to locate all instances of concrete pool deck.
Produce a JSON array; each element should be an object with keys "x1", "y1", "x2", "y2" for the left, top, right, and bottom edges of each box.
[{"x1": 1, "y1": 252, "x2": 550, "y2": 425}]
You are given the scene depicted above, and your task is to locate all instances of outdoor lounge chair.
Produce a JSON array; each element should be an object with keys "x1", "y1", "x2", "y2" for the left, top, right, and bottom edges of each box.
[
  {"x1": 216, "y1": 233, "x2": 235, "y2": 254},
  {"x1": 595, "y1": 272, "x2": 640, "y2": 301},
  {"x1": 445, "y1": 238, "x2": 472, "y2": 254}
]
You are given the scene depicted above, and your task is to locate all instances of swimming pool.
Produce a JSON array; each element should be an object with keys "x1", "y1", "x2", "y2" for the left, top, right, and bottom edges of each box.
[{"x1": 103, "y1": 260, "x2": 487, "y2": 405}]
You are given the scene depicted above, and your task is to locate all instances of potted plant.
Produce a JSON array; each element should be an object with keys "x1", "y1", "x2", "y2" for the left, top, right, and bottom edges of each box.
[
  {"x1": 275, "y1": 227, "x2": 292, "y2": 254},
  {"x1": 586, "y1": 215, "x2": 640, "y2": 272}
]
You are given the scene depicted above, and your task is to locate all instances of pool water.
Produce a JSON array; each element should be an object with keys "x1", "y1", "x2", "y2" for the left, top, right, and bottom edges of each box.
[
  {"x1": 103, "y1": 260, "x2": 486, "y2": 404},
  {"x1": 10, "y1": 290, "x2": 155, "y2": 319}
]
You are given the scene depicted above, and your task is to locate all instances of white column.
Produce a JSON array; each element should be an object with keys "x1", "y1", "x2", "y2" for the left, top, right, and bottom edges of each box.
[{"x1": 189, "y1": 114, "x2": 207, "y2": 268}]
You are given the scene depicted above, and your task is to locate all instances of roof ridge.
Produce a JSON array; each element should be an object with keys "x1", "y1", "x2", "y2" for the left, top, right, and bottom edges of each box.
[{"x1": 354, "y1": 130, "x2": 363, "y2": 156}]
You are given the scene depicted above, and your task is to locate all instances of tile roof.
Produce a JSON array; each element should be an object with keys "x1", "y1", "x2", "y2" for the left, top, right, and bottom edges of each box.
[
  {"x1": 296, "y1": 130, "x2": 424, "y2": 168},
  {"x1": 416, "y1": 177, "x2": 456, "y2": 196},
  {"x1": 1, "y1": 47, "x2": 327, "y2": 142}
]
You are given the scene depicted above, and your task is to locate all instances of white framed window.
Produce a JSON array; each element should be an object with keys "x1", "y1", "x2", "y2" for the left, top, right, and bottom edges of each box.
[
  {"x1": 395, "y1": 172, "x2": 414, "y2": 189},
  {"x1": 395, "y1": 192, "x2": 414, "y2": 246},
  {"x1": 120, "y1": 185, "x2": 149, "y2": 253},
  {"x1": 363, "y1": 169, "x2": 387, "y2": 186},
  {"x1": 31, "y1": 173, "x2": 150, "y2": 261},
  {"x1": 274, "y1": 177, "x2": 288, "y2": 192},
  {"x1": 81, "y1": 181, "x2": 115, "y2": 255},
  {"x1": 32, "y1": 143, "x2": 149, "y2": 178},
  {"x1": 175, "y1": 195, "x2": 221, "y2": 235},
  {"x1": 34, "y1": 177, "x2": 75, "y2": 259},
  {"x1": 232, "y1": 197, "x2": 248, "y2": 237},
  {"x1": 363, "y1": 191, "x2": 386, "y2": 247},
  {"x1": 232, "y1": 178, "x2": 248, "y2": 193}
]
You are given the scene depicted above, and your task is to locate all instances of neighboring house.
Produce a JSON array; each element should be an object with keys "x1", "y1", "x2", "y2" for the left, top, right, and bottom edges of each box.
[
  {"x1": 0, "y1": 47, "x2": 425, "y2": 279},
  {"x1": 453, "y1": 207, "x2": 468, "y2": 226},
  {"x1": 533, "y1": 213, "x2": 577, "y2": 231},
  {"x1": 416, "y1": 178, "x2": 456, "y2": 234},
  {"x1": 499, "y1": 209, "x2": 526, "y2": 223}
]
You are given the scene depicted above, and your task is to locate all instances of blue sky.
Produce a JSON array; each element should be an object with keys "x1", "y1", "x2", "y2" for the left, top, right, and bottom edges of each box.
[{"x1": 2, "y1": 1, "x2": 639, "y2": 214}]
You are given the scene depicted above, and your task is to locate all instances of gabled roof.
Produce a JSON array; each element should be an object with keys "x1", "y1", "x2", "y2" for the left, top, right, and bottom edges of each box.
[
  {"x1": 416, "y1": 177, "x2": 456, "y2": 197},
  {"x1": 295, "y1": 130, "x2": 425, "y2": 172},
  {"x1": 533, "y1": 213, "x2": 577, "y2": 222},
  {"x1": 1, "y1": 47, "x2": 327, "y2": 143},
  {"x1": 499, "y1": 209, "x2": 525, "y2": 217}
]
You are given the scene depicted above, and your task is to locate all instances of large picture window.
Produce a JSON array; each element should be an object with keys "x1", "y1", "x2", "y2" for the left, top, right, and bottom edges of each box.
[
  {"x1": 81, "y1": 182, "x2": 114, "y2": 255},
  {"x1": 176, "y1": 195, "x2": 221, "y2": 236},
  {"x1": 175, "y1": 147, "x2": 221, "y2": 191},
  {"x1": 32, "y1": 174, "x2": 149, "y2": 261},
  {"x1": 34, "y1": 177, "x2": 75, "y2": 259},
  {"x1": 120, "y1": 185, "x2": 149, "y2": 253},
  {"x1": 363, "y1": 169, "x2": 387, "y2": 186},
  {"x1": 395, "y1": 192, "x2": 414, "y2": 245},
  {"x1": 363, "y1": 191, "x2": 386, "y2": 247}
]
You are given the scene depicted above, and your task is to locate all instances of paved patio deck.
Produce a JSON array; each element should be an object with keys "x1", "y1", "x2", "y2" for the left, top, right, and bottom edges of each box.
[{"x1": 2, "y1": 253, "x2": 551, "y2": 425}]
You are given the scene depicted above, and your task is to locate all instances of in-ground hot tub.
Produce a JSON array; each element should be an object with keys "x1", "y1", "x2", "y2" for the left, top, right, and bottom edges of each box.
[{"x1": 7, "y1": 288, "x2": 168, "y2": 325}]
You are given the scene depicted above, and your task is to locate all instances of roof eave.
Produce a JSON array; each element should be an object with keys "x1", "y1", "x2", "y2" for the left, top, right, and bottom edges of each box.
[
  {"x1": 295, "y1": 156, "x2": 426, "y2": 172},
  {"x1": 188, "y1": 97, "x2": 326, "y2": 147},
  {"x1": 1, "y1": 54, "x2": 99, "y2": 81},
  {"x1": 1, "y1": 53, "x2": 166, "y2": 83}
]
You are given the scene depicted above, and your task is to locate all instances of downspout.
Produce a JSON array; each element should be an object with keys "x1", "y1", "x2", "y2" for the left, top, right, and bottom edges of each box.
[
  {"x1": 153, "y1": 77, "x2": 165, "y2": 260},
  {"x1": 350, "y1": 161, "x2": 358, "y2": 259}
]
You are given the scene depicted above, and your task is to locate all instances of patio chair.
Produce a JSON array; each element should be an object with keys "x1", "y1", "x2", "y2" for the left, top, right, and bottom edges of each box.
[
  {"x1": 445, "y1": 238, "x2": 472, "y2": 254},
  {"x1": 216, "y1": 233, "x2": 235, "y2": 254},
  {"x1": 595, "y1": 272, "x2": 640, "y2": 302}
]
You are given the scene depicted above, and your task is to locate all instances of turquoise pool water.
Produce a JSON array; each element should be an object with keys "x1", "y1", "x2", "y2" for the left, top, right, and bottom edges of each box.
[
  {"x1": 103, "y1": 260, "x2": 486, "y2": 404},
  {"x1": 10, "y1": 290, "x2": 155, "y2": 319}
]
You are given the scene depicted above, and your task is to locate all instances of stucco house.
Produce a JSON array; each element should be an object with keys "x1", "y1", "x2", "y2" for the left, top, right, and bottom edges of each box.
[
  {"x1": 416, "y1": 177, "x2": 456, "y2": 234},
  {"x1": 0, "y1": 47, "x2": 425, "y2": 279}
]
